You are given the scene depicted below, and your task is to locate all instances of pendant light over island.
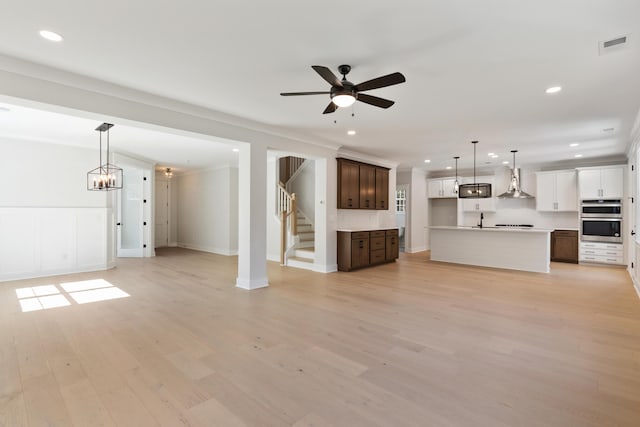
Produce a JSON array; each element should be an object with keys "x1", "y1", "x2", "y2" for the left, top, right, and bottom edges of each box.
[{"x1": 458, "y1": 141, "x2": 492, "y2": 199}]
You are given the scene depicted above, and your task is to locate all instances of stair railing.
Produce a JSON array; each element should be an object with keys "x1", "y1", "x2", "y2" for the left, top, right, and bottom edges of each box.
[{"x1": 277, "y1": 183, "x2": 297, "y2": 265}]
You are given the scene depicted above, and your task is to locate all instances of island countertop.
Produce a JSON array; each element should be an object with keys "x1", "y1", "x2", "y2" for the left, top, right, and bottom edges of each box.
[
  {"x1": 337, "y1": 227, "x2": 399, "y2": 232},
  {"x1": 429, "y1": 226, "x2": 553, "y2": 233}
]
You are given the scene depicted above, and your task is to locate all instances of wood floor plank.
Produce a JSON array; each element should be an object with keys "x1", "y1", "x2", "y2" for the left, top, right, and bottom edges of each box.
[{"x1": 1, "y1": 248, "x2": 639, "y2": 426}]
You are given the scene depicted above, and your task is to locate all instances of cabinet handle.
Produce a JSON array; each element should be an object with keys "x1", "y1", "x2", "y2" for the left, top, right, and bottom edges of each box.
[
  {"x1": 359, "y1": 241, "x2": 364, "y2": 249},
  {"x1": 607, "y1": 259, "x2": 617, "y2": 262}
]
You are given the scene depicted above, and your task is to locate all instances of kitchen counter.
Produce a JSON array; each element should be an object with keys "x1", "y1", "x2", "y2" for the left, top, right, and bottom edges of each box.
[
  {"x1": 337, "y1": 227, "x2": 399, "y2": 232},
  {"x1": 429, "y1": 226, "x2": 551, "y2": 273}
]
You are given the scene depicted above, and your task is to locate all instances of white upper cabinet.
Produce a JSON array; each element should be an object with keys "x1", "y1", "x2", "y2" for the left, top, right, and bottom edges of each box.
[
  {"x1": 578, "y1": 166, "x2": 624, "y2": 199},
  {"x1": 460, "y1": 176, "x2": 496, "y2": 212},
  {"x1": 462, "y1": 197, "x2": 496, "y2": 212},
  {"x1": 428, "y1": 178, "x2": 457, "y2": 198},
  {"x1": 536, "y1": 170, "x2": 577, "y2": 211}
]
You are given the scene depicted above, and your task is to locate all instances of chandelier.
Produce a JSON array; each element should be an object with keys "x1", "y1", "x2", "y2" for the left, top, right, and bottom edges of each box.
[{"x1": 87, "y1": 123, "x2": 123, "y2": 191}]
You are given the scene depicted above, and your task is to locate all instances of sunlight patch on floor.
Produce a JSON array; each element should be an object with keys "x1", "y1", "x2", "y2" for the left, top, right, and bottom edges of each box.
[{"x1": 16, "y1": 279, "x2": 130, "y2": 312}]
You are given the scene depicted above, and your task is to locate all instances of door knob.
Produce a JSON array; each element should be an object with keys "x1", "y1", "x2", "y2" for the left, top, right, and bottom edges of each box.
[{"x1": 116, "y1": 222, "x2": 121, "y2": 226}]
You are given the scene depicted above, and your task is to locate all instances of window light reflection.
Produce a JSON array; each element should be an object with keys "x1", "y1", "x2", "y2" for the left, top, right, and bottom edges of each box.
[{"x1": 17, "y1": 279, "x2": 130, "y2": 313}]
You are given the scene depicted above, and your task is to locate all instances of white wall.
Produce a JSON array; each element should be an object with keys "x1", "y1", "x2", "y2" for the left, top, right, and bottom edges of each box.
[
  {"x1": 0, "y1": 139, "x2": 113, "y2": 281},
  {"x1": 289, "y1": 160, "x2": 315, "y2": 225},
  {"x1": 0, "y1": 139, "x2": 108, "y2": 208},
  {"x1": 176, "y1": 166, "x2": 238, "y2": 255}
]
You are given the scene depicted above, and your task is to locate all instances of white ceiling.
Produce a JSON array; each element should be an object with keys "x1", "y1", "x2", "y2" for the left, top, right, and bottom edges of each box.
[
  {"x1": 0, "y1": 103, "x2": 240, "y2": 172},
  {"x1": 0, "y1": 0, "x2": 639, "y2": 172}
]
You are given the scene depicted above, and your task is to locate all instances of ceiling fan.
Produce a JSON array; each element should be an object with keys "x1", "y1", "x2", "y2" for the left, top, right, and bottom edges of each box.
[{"x1": 280, "y1": 65, "x2": 406, "y2": 114}]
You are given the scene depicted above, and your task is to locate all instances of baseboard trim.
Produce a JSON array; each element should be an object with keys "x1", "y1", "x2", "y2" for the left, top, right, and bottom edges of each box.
[
  {"x1": 313, "y1": 263, "x2": 338, "y2": 273},
  {"x1": 236, "y1": 277, "x2": 269, "y2": 290},
  {"x1": 0, "y1": 263, "x2": 114, "y2": 283},
  {"x1": 406, "y1": 246, "x2": 427, "y2": 254},
  {"x1": 177, "y1": 243, "x2": 237, "y2": 256},
  {"x1": 630, "y1": 269, "x2": 640, "y2": 300}
]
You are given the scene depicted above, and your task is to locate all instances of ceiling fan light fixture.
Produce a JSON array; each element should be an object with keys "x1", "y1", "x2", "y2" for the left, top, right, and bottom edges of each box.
[{"x1": 332, "y1": 93, "x2": 356, "y2": 108}]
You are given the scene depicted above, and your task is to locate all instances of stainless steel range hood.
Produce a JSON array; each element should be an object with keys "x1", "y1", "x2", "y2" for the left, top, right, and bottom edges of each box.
[
  {"x1": 498, "y1": 150, "x2": 534, "y2": 199},
  {"x1": 498, "y1": 167, "x2": 534, "y2": 199}
]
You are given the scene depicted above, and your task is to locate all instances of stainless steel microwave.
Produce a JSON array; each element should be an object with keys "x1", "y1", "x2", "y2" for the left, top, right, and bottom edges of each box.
[{"x1": 580, "y1": 199, "x2": 622, "y2": 218}]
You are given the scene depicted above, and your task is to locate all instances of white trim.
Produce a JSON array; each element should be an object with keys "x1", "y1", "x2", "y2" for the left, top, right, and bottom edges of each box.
[
  {"x1": 313, "y1": 263, "x2": 338, "y2": 273},
  {"x1": 177, "y1": 243, "x2": 238, "y2": 256},
  {"x1": 406, "y1": 246, "x2": 427, "y2": 253},
  {"x1": 0, "y1": 264, "x2": 115, "y2": 283},
  {"x1": 336, "y1": 149, "x2": 398, "y2": 169},
  {"x1": 236, "y1": 277, "x2": 269, "y2": 290}
]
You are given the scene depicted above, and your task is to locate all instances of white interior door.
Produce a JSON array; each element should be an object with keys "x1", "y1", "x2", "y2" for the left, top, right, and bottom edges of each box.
[
  {"x1": 155, "y1": 180, "x2": 169, "y2": 248},
  {"x1": 117, "y1": 167, "x2": 144, "y2": 257}
]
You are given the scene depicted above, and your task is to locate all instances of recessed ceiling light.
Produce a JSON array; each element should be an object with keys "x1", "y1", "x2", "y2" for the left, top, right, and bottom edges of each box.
[
  {"x1": 424, "y1": 159, "x2": 431, "y2": 163},
  {"x1": 502, "y1": 161, "x2": 509, "y2": 165},
  {"x1": 347, "y1": 130, "x2": 356, "y2": 135},
  {"x1": 232, "y1": 148, "x2": 239, "y2": 152},
  {"x1": 446, "y1": 166, "x2": 452, "y2": 170},
  {"x1": 574, "y1": 154, "x2": 583, "y2": 158},
  {"x1": 488, "y1": 152, "x2": 494, "y2": 156},
  {"x1": 39, "y1": 30, "x2": 63, "y2": 42},
  {"x1": 602, "y1": 127, "x2": 615, "y2": 132},
  {"x1": 545, "y1": 86, "x2": 562, "y2": 94},
  {"x1": 0, "y1": 107, "x2": 10, "y2": 113},
  {"x1": 569, "y1": 143, "x2": 579, "y2": 147},
  {"x1": 491, "y1": 155, "x2": 499, "y2": 158}
]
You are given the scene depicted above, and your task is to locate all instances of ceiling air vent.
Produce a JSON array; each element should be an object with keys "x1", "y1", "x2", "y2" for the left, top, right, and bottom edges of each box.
[{"x1": 599, "y1": 35, "x2": 630, "y2": 55}]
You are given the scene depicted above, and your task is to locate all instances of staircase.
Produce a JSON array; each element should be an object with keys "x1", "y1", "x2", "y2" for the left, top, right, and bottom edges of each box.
[
  {"x1": 277, "y1": 156, "x2": 316, "y2": 271},
  {"x1": 286, "y1": 210, "x2": 315, "y2": 270}
]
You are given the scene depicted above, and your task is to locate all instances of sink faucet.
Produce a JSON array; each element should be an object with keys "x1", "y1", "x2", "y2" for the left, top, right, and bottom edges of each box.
[{"x1": 478, "y1": 212, "x2": 484, "y2": 229}]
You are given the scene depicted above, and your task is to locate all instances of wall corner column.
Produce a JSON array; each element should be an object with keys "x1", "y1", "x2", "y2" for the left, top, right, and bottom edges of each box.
[{"x1": 236, "y1": 142, "x2": 269, "y2": 290}]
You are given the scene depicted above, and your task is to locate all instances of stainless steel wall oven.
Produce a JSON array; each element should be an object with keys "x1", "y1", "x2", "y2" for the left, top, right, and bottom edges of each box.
[{"x1": 580, "y1": 200, "x2": 622, "y2": 243}]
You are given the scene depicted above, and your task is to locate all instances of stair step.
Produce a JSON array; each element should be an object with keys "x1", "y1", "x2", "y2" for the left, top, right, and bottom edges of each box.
[
  {"x1": 297, "y1": 241, "x2": 315, "y2": 248},
  {"x1": 297, "y1": 225, "x2": 313, "y2": 233},
  {"x1": 287, "y1": 257, "x2": 315, "y2": 271},
  {"x1": 294, "y1": 248, "x2": 314, "y2": 260}
]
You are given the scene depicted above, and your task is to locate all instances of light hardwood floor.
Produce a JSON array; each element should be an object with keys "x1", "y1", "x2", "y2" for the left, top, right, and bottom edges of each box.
[{"x1": 1, "y1": 248, "x2": 640, "y2": 426}]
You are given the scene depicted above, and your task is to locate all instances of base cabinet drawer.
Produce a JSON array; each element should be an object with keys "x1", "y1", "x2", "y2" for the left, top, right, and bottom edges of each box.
[
  {"x1": 580, "y1": 254, "x2": 624, "y2": 265},
  {"x1": 337, "y1": 229, "x2": 399, "y2": 271},
  {"x1": 579, "y1": 242, "x2": 624, "y2": 265},
  {"x1": 370, "y1": 249, "x2": 385, "y2": 264}
]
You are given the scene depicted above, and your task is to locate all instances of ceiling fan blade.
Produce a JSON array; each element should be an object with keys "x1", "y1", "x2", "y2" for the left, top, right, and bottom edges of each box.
[
  {"x1": 312, "y1": 65, "x2": 343, "y2": 88},
  {"x1": 355, "y1": 72, "x2": 406, "y2": 92},
  {"x1": 280, "y1": 91, "x2": 330, "y2": 96},
  {"x1": 357, "y1": 93, "x2": 395, "y2": 109},
  {"x1": 322, "y1": 102, "x2": 338, "y2": 114}
]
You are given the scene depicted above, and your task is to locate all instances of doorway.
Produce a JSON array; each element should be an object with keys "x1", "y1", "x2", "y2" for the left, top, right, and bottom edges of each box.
[
  {"x1": 396, "y1": 185, "x2": 407, "y2": 252},
  {"x1": 116, "y1": 161, "x2": 152, "y2": 258},
  {"x1": 155, "y1": 177, "x2": 169, "y2": 248}
]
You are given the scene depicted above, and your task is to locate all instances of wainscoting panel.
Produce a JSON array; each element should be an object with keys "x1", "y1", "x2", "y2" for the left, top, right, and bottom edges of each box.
[
  {"x1": 0, "y1": 208, "x2": 112, "y2": 282},
  {"x1": 0, "y1": 209, "x2": 38, "y2": 277}
]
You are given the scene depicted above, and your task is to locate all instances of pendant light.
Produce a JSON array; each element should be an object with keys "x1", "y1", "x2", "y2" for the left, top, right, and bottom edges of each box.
[
  {"x1": 453, "y1": 156, "x2": 460, "y2": 194},
  {"x1": 86, "y1": 123, "x2": 123, "y2": 191},
  {"x1": 164, "y1": 167, "x2": 173, "y2": 178},
  {"x1": 458, "y1": 141, "x2": 492, "y2": 198}
]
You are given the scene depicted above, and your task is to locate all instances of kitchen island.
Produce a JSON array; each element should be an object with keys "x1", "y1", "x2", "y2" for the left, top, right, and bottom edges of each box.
[{"x1": 429, "y1": 226, "x2": 553, "y2": 273}]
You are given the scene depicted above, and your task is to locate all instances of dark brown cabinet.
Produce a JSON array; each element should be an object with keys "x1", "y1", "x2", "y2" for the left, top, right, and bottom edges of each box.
[
  {"x1": 551, "y1": 229, "x2": 578, "y2": 263},
  {"x1": 385, "y1": 229, "x2": 399, "y2": 261},
  {"x1": 337, "y1": 158, "x2": 390, "y2": 210},
  {"x1": 337, "y1": 159, "x2": 360, "y2": 209},
  {"x1": 359, "y1": 164, "x2": 376, "y2": 209},
  {"x1": 375, "y1": 168, "x2": 389, "y2": 210},
  {"x1": 338, "y1": 229, "x2": 399, "y2": 271}
]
